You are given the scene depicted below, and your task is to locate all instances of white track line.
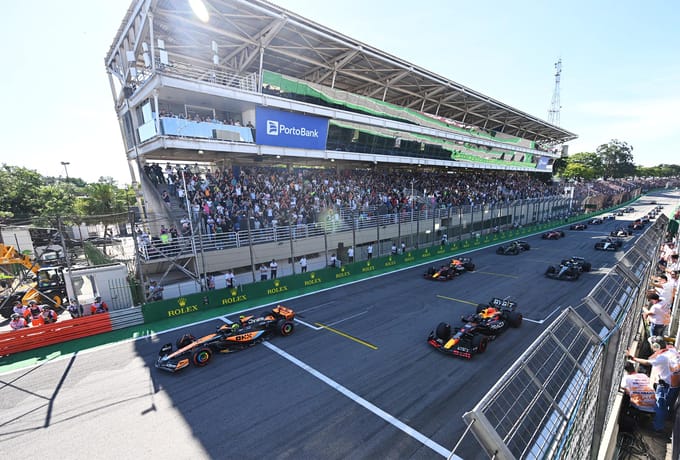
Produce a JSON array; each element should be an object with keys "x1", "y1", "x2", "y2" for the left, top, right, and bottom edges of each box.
[{"x1": 264, "y1": 341, "x2": 459, "y2": 459}]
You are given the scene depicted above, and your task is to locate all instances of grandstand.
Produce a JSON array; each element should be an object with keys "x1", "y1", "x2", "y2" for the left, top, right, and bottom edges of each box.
[{"x1": 105, "y1": 0, "x2": 575, "y2": 178}]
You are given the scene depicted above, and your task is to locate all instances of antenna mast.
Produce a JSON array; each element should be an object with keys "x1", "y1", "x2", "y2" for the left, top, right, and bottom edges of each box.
[{"x1": 548, "y1": 59, "x2": 562, "y2": 126}]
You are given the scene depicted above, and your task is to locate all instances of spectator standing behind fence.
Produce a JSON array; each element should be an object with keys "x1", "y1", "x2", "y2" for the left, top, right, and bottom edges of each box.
[
  {"x1": 90, "y1": 297, "x2": 109, "y2": 315},
  {"x1": 367, "y1": 244, "x2": 373, "y2": 260},
  {"x1": 621, "y1": 361, "x2": 656, "y2": 415},
  {"x1": 626, "y1": 337, "x2": 680, "y2": 433},
  {"x1": 270, "y1": 259, "x2": 278, "y2": 279},
  {"x1": 149, "y1": 281, "x2": 164, "y2": 301},
  {"x1": 67, "y1": 301, "x2": 83, "y2": 318},
  {"x1": 41, "y1": 306, "x2": 58, "y2": 324},
  {"x1": 207, "y1": 274, "x2": 215, "y2": 290},
  {"x1": 643, "y1": 292, "x2": 670, "y2": 337},
  {"x1": 299, "y1": 256, "x2": 307, "y2": 273},
  {"x1": 9, "y1": 313, "x2": 28, "y2": 330},
  {"x1": 260, "y1": 264, "x2": 268, "y2": 281},
  {"x1": 225, "y1": 269, "x2": 235, "y2": 288},
  {"x1": 347, "y1": 246, "x2": 354, "y2": 263}
]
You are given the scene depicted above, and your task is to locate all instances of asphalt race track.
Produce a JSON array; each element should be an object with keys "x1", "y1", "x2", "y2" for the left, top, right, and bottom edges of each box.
[{"x1": 0, "y1": 199, "x2": 671, "y2": 460}]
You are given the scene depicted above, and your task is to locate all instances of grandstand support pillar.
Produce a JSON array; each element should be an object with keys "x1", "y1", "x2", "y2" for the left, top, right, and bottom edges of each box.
[
  {"x1": 470, "y1": 206, "x2": 475, "y2": 240},
  {"x1": 323, "y1": 222, "x2": 328, "y2": 266},
  {"x1": 376, "y1": 214, "x2": 381, "y2": 255},
  {"x1": 415, "y1": 211, "x2": 419, "y2": 249},
  {"x1": 352, "y1": 211, "x2": 357, "y2": 255},
  {"x1": 431, "y1": 208, "x2": 436, "y2": 246},
  {"x1": 128, "y1": 208, "x2": 145, "y2": 301},
  {"x1": 257, "y1": 46, "x2": 264, "y2": 92},
  {"x1": 288, "y1": 223, "x2": 295, "y2": 275},
  {"x1": 247, "y1": 211, "x2": 256, "y2": 283}
]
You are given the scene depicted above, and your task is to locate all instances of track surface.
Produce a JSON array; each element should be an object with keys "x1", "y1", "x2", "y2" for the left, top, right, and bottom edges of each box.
[{"x1": 0, "y1": 200, "x2": 671, "y2": 460}]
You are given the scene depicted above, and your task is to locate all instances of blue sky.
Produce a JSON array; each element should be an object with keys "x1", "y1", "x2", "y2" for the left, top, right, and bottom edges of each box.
[{"x1": 1, "y1": 0, "x2": 678, "y2": 184}]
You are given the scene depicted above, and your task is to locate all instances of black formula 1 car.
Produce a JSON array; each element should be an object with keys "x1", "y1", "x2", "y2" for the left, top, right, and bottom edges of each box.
[
  {"x1": 427, "y1": 298, "x2": 522, "y2": 359},
  {"x1": 569, "y1": 223, "x2": 588, "y2": 230},
  {"x1": 545, "y1": 256, "x2": 592, "y2": 280},
  {"x1": 156, "y1": 305, "x2": 296, "y2": 372},
  {"x1": 594, "y1": 237, "x2": 623, "y2": 251},
  {"x1": 496, "y1": 240, "x2": 531, "y2": 255},
  {"x1": 541, "y1": 230, "x2": 566, "y2": 240},
  {"x1": 424, "y1": 257, "x2": 475, "y2": 280},
  {"x1": 610, "y1": 227, "x2": 633, "y2": 237}
]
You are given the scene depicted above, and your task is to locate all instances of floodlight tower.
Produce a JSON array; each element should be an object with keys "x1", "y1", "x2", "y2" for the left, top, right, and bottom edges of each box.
[{"x1": 548, "y1": 59, "x2": 562, "y2": 126}]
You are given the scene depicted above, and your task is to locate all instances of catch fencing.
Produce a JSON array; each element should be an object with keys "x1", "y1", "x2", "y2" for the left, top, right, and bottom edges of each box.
[{"x1": 461, "y1": 215, "x2": 669, "y2": 459}]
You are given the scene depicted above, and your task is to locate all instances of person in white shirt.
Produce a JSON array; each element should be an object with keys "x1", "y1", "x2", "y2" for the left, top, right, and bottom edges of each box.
[
  {"x1": 347, "y1": 246, "x2": 354, "y2": 263},
  {"x1": 299, "y1": 256, "x2": 308, "y2": 273},
  {"x1": 225, "y1": 269, "x2": 235, "y2": 288}
]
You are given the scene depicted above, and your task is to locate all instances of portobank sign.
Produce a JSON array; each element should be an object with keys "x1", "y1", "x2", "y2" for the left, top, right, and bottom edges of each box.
[{"x1": 256, "y1": 107, "x2": 328, "y2": 150}]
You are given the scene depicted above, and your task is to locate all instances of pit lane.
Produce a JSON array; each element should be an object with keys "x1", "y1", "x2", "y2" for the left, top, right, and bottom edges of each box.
[{"x1": 0, "y1": 202, "x2": 664, "y2": 459}]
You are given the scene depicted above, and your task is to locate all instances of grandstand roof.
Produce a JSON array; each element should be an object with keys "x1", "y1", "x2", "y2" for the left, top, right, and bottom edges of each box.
[{"x1": 106, "y1": 0, "x2": 577, "y2": 147}]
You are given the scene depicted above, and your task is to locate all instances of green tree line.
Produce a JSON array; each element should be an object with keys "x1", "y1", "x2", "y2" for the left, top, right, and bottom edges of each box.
[
  {"x1": 553, "y1": 139, "x2": 680, "y2": 180},
  {"x1": 0, "y1": 165, "x2": 136, "y2": 228}
]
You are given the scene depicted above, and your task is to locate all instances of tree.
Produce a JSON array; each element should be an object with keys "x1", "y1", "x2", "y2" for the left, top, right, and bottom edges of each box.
[
  {"x1": 0, "y1": 165, "x2": 45, "y2": 218},
  {"x1": 76, "y1": 179, "x2": 135, "y2": 246},
  {"x1": 596, "y1": 140, "x2": 635, "y2": 178},
  {"x1": 559, "y1": 152, "x2": 603, "y2": 180}
]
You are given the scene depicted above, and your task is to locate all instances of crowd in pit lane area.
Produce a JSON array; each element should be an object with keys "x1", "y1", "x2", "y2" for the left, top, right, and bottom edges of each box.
[
  {"x1": 622, "y1": 236, "x2": 680, "y2": 441},
  {"x1": 6, "y1": 297, "x2": 109, "y2": 331},
  {"x1": 142, "y1": 162, "x2": 672, "y2": 236}
]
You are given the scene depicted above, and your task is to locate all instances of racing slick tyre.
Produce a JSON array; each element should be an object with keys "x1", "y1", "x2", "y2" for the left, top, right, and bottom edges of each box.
[
  {"x1": 176, "y1": 334, "x2": 196, "y2": 349},
  {"x1": 472, "y1": 335, "x2": 488, "y2": 355},
  {"x1": 582, "y1": 262, "x2": 592, "y2": 272},
  {"x1": 545, "y1": 266, "x2": 556, "y2": 275},
  {"x1": 192, "y1": 347, "x2": 213, "y2": 367},
  {"x1": 496, "y1": 247, "x2": 505, "y2": 255},
  {"x1": 464, "y1": 263, "x2": 476, "y2": 272},
  {"x1": 277, "y1": 319, "x2": 295, "y2": 336},
  {"x1": 506, "y1": 311, "x2": 523, "y2": 328},
  {"x1": 435, "y1": 322, "x2": 451, "y2": 341}
]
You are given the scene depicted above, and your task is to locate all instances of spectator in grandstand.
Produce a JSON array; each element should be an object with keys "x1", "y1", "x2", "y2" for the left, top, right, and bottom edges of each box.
[
  {"x1": 90, "y1": 297, "x2": 109, "y2": 315},
  {"x1": 642, "y1": 292, "x2": 670, "y2": 338},
  {"x1": 225, "y1": 269, "x2": 235, "y2": 289},
  {"x1": 621, "y1": 360, "x2": 655, "y2": 415},
  {"x1": 9, "y1": 313, "x2": 28, "y2": 330}
]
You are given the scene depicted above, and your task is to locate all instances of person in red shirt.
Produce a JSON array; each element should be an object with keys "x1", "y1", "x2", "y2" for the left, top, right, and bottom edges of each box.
[
  {"x1": 90, "y1": 296, "x2": 109, "y2": 315},
  {"x1": 40, "y1": 306, "x2": 58, "y2": 324}
]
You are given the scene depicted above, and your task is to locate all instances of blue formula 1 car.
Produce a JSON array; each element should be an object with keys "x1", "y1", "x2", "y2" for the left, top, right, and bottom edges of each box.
[{"x1": 427, "y1": 298, "x2": 522, "y2": 359}]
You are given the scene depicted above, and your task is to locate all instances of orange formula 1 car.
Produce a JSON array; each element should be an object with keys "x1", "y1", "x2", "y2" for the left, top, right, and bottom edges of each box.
[{"x1": 156, "y1": 305, "x2": 295, "y2": 372}]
